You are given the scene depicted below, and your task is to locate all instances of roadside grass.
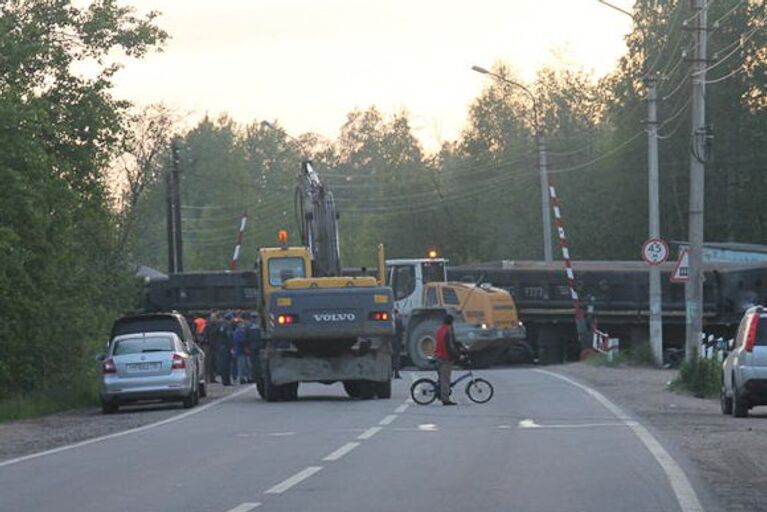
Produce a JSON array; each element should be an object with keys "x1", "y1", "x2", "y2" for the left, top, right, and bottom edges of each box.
[
  {"x1": 0, "y1": 380, "x2": 99, "y2": 423},
  {"x1": 669, "y1": 356, "x2": 720, "y2": 398},
  {"x1": 584, "y1": 341, "x2": 656, "y2": 367}
]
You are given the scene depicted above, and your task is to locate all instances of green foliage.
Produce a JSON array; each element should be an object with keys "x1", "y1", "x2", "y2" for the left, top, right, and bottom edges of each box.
[
  {"x1": 584, "y1": 342, "x2": 655, "y2": 367},
  {"x1": 0, "y1": 1, "x2": 165, "y2": 406},
  {"x1": 672, "y1": 357, "x2": 721, "y2": 398}
]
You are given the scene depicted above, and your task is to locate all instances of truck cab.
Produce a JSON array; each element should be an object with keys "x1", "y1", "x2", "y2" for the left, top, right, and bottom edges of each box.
[{"x1": 386, "y1": 258, "x2": 448, "y2": 317}]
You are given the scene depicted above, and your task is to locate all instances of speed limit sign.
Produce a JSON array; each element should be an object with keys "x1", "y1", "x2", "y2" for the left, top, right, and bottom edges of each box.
[{"x1": 641, "y1": 238, "x2": 669, "y2": 265}]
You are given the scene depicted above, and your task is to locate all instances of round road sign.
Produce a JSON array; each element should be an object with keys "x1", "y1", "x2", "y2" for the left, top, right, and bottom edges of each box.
[{"x1": 641, "y1": 238, "x2": 669, "y2": 265}]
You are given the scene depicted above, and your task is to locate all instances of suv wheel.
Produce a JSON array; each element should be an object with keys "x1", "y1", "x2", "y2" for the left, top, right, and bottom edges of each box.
[
  {"x1": 732, "y1": 383, "x2": 749, "y2": 418},
  {"x1": 101, "y1": 400, "x2": 119, "y2": 414}
]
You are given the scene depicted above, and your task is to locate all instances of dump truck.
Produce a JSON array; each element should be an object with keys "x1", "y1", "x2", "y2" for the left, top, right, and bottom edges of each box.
[{"x1": 386, "y1": 256, "x2": 527, "y2": 369}]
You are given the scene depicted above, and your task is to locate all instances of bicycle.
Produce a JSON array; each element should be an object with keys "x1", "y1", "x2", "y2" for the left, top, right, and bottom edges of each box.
[{"x1": 410, "y1": 356, "x2": 494, "y2": 405}]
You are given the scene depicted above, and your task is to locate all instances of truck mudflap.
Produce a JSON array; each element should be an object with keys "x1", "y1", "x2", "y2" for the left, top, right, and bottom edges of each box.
[{"x1": 266, "y1": 343, "x2": 391, "y2": 386}]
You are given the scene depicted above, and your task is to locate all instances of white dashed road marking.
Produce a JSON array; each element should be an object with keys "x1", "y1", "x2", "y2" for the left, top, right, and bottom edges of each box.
[
  {"x1": 322, "y1": 442, "x2": 360, "y2": 461},
  {"x1": 265, "y1": 466, "x2": 323, "y2": 494},
  {"x1": 225, "y1": 503, "x2": 261, "y2": 512},
  {"x1": 536, "y1": 369, "x2": 704, "y2": 512},
  {"x1": 379, "y1": 414, "x2": 398, "y2": 425},
  {"x1": 357, "y1": 426, "x2": 382, "y2": 440},
  {"x1": 394, "y1": 403, "x2": 409, "y2": 413}
]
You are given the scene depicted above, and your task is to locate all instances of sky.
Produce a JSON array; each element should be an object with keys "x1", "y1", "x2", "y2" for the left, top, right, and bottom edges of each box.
[{"x1": 108, "y1": 0, "x2": 634, "y2": 152}]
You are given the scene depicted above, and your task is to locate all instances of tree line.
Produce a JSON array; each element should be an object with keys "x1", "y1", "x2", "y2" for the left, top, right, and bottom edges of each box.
[{"x1": 1, "y1": 0, "x2": 765, "y2": 404}]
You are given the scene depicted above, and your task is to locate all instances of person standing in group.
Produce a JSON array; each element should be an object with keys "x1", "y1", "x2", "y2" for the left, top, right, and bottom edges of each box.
[
  {"x1": 232, "y1": 317, "x2": 251, "y2": 384},
  {"x1": 392, "y1": 309, "x2": 404, "y2": 379},
  {"x1": 245, "y1": 312, "x2": 263, "y2": 384},
  {"x1": 434, "y1": 314, "x2": 460, "y2": 406},
  {"x1": 203, "y1": 311, "x2": 221, "y2": 383},
  {"x1": 217, "y1": 313, "x2": 234, "y2": 386}
]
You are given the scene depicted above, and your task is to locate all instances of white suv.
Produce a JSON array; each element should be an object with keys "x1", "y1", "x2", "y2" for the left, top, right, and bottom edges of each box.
[{"x1": 722, "y1": 305, "x2": 767, "y2": 417}]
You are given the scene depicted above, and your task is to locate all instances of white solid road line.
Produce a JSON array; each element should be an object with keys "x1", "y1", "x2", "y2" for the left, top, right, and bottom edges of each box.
[
  {"x1": 536, "y1": 370, "x2": 704, "y2": 512},
  {"x1": 323, "y1": 442, "x2": 360, "y2": 461},
  {"x1": 394, "y1": 403, "x2": 409, "y2": 413},
  {"x1": 357, "y1": 426, "x2": 382, "y2": 440},
  {"x1": 379, "y1": 414, "x2": 398, "y2": 425},
  {"x1": 225, "y1": 503, "x2": 261, "y2": 512},
  {"x1": 0, "y1": 385, "x2": 255, "y2": 469},
  {"x1": 265, "y1": 466, "x2": 323, "y2": 494}
]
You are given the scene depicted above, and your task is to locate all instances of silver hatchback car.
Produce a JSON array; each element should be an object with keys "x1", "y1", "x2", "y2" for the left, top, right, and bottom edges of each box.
[
  {"x1": 722, "y1": 305, "x2": 767, "y2": 417},
  {"x1": 100, "y1": 332, "x2": 202, "y2": 414}
]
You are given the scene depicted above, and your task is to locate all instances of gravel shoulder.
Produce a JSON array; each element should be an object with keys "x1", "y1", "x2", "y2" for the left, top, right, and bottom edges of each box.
[
  {"x1": 0, "y1": 382, "x2": 247, "y2": 463},
  {"x1": 557, "y1": 362, "x2": 767, "y2": 512}
]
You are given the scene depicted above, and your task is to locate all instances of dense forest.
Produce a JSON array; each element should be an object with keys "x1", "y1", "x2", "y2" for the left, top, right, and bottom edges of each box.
[{"x1": 1, "y1": 0, "x2": 765, "y2": 405}]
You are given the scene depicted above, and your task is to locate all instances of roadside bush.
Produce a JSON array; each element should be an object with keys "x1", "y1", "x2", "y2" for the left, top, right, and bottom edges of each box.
[
  {"x1": 584, "y1": 341, "x2": 656, "y2": 367},
  {"x1": 672, "y1": 356, "x2": 721, "y2": 398}
]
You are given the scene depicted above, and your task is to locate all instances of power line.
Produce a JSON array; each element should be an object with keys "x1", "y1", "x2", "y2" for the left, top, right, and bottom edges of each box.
[
  {"x1": 693, "y1": 21, "x2": 765, "y2": 76},
  {"x1": 547, "y1": 131, "x2": 644, "y2": 175},
  {"x1": 704, "y1": 64, "x2": 747, "y2": 84}
]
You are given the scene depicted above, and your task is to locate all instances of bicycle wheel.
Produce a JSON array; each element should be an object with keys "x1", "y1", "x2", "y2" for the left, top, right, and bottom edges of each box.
[
  {"x1": 466, "y1": 378, "x2": 494, "y2": 403},
  {"x1": 410, "y1": 378, "x2": 438, "y2": 405}
]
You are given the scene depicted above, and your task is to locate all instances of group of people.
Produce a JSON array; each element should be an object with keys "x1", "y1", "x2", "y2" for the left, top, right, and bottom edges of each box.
[{"x1": 190, "y1": 310, "x2": 263, "y2": 386}]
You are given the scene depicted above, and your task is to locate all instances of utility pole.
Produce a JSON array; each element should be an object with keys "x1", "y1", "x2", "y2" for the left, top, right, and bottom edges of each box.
[
  {"x1": 538, "y1": 134, "x2": 553, "y2": 262},
  {"x1": 165, "y1": 171, "x2": 176, "y2": 273},
  {"x1": 166, "y1": 140, "x2": 184, "y2": 274},
  {"x1": 686, "y1": 0, "x2": 708, "y2": 361},
  {"x1": 646, "y1": 75, "x2": 663, "y2": 365}
]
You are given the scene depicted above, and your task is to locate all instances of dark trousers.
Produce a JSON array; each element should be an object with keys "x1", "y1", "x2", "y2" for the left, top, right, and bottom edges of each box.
[
  {"x1": 437, "y1": 360, "x2": 452, "y2": 403},
  {"x1": 204, "y1": 343, "x2": 218, "y2": 382},
  {"x1": 217, "y1": 345, "x2": 232, "y2": 385}
]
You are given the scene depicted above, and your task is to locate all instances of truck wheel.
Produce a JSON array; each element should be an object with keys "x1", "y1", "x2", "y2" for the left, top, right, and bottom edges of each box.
[
  {"x1": 408, "y1": 319, "x2": 441, "y2": 370},
  {"x1": 343, "y1": 380, "x2": 360, "y2": 398},
  {"x1": 375, "y1": 380, "x2": 392, "y2": 399},
  {"x1": 506, "y1": 341, "x2": 535, "y2": 364},
  {"x1": 358, "y1": 381, "x2": 376, "y2": 400}
]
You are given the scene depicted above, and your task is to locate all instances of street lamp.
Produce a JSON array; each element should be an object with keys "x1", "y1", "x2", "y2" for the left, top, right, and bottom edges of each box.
[
  {"x1": 471, "y1": 65, "x2": 553, "y2": 262},
  {"x1": 597, "y1": 0, "x2": 663, "y2": 366}
]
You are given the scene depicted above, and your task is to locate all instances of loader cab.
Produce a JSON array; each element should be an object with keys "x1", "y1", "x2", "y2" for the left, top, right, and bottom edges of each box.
[{"x1": 385, "y1": 258, "x2": 447, "y2": 315}]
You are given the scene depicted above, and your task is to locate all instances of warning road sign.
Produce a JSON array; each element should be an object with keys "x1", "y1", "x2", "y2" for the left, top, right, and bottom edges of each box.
[{"x1": 671, "y1": 249, "x2": 689, "y2": 283}]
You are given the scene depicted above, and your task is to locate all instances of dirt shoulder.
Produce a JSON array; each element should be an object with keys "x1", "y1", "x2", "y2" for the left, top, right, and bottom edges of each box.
[
  {"x1": 558, "y1": 362, "x2": 767, "y2": 512},
  {"x1": 0, "y1": 382, "x2": 248, "y2": 463}
]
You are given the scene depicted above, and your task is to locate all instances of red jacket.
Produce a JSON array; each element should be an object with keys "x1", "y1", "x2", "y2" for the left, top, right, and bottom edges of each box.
[{"x1": 434, "y1": 324, "x2": 457, "y2": 362}]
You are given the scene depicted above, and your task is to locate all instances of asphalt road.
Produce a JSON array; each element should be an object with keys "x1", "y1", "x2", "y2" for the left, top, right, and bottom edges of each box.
[{"x1": 0, "y1": 368, "x2": 712, "y2": 512}]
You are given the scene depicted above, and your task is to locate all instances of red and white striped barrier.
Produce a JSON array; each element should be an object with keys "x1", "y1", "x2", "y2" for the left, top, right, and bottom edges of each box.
[
  {"x1": 229, "y1": 210, "x2": 248, "y2": 271},
  {"x1": 547, "y1": 176, "x2": 585, "y2": 323}
]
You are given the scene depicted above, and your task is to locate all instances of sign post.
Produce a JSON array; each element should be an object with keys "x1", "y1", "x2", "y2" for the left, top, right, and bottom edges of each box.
[{"x1": 642, "y1": 238, "x2": 668, "y2": 366}]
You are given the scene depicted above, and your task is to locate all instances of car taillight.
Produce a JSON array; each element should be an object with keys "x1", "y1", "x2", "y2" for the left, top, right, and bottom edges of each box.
[
  {"x1": 276, "y1": 314, "x2": 298, "y2": 325},
  {"x1": 101, "y1": 358, "x2": 116, "y2": 375},
  {"x1": 172, "y1": 353, "x2": 187, "y2": 369},
  {"x1": 745, "y1": 316, "x2": 760, "y2": 352},
  {"x1": 369, "y1": 311, "x2": 390, "y2": 321}
]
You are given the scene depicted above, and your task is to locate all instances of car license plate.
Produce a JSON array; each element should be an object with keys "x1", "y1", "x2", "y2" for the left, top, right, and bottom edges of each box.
[{"x1": 128, "y1": 362, "x2": 161, "y2": 372}]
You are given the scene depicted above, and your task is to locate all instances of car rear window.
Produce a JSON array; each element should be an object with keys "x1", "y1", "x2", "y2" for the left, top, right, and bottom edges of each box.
[{"x1": 113, "y1": 336, "x2": 175, "y2": 355}]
